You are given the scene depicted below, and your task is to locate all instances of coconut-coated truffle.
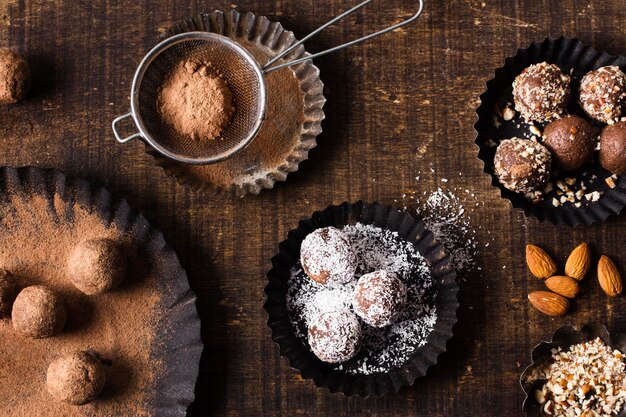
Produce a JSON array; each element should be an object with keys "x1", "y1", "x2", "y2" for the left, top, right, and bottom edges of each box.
[
  {"x1": 12, "y1": 285, "x2": 66, "y2": 338},
  {"x1": 0, "y1": 269, "x2": 18, "y2": 318},
  {"x1": 46, "y1": 351, "x2": 106, "y2": 405},
  {"x1": 542, "y1": 115, "x2": 596, "y2": 171},
  {"x1": 512, "y1": 62, "x2": 571, "y2": 122},
  {"x1": 67, "y1": 238, "x2": 127, "y2": 295},
  {"x1": 300, "y1": 227, "x2": 357, "y2": 287},
  {"x1": 0, "y1": 48, "x2": 30, "y2": 104},
  {"x1": 579, "y1": 66, "x2": 626, "y2": 123},
  {"x1": 599, "y1": 121, "x2": 626, "y2": 175},
  {"x1": 307, "y1": 310, "x2": 361, "y2": 364},
  {"x1": 494, "y1": 138, "x2": 552, "y2": 193},
  {"x1": 352, "y1": 270, "x2": 407, "y2": 328}
]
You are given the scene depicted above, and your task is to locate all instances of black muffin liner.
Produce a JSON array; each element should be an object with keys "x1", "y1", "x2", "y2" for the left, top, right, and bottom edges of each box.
[
  {"x1": 475, "y1": 36, "x2": 626, "y2": 226},
  {"x1": 520, "y1": 324, "x2": 626, "y2": 417},
  {"x1": 263, "y1": 201, "x2": 459, "y2": 397},
  {"x1": 0, "y1": 167, "x2": 202, "y2": 417}
]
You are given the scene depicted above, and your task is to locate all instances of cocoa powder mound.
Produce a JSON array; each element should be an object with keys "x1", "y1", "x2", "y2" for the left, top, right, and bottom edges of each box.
[
  {"x1": 0, "y1": 189, "x2": 162, "y2": 416},
  {"x1": 161, "y1": 38, "x2": 306, "y2": 187},
  {"x1": 157, "y1": 59, "x2": 235, "y2": 141}
]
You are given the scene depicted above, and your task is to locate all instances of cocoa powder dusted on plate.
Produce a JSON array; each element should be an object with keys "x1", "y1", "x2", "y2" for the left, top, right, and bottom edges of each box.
[{"x1": 0, "y1": 184, "x2": 163, "y2": 416}]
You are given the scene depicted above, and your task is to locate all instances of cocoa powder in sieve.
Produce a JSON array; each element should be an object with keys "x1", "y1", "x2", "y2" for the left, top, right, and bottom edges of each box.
[
  {"x1": 157, "y1": 59, "x2": 235, "y2": 141},
  {"x1": 0, "y1": 189, "x2": 162, "y2": 416}
]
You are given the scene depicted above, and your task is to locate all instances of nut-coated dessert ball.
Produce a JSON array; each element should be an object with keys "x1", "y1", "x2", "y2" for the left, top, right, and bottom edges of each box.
[
  {"x1": 579, "y1": 66, "x2": 626, "y2": 123},
  {"x1": 300, "y1": 227, "x2": 357, "y2": 287},
  {"x1": 494, "y1": 138, "x2": 552, "y2": 193},
  {"x1": 0, "y1": 48, "x2": 30, "y2": 104},
  {"x1": 0, "y1": 269, "x2": 18, "y2": 318},
  {"x1": 12, "y1": 285, "x2": 66, "y2": 338},
  {"x1": 352, "y1": 270, "x2": 407, "y2": 327},
  {"x1": 512, "y1": 62, "x2": 571, "y2": 122},
  {"x1": 67, "y1": 238, "x2": 127, "y2": 295},
  {"x1": 307, "y1": 310, "x2": 361, "y2": 364},
  {"x1": 46, "y1": 351, "x2": 106, "y2": 405},
  {"x1": 542, "y1": 115, "x2": 595, "y2": 171},
  {"x1": 599, "y1": 121, "x2": 626, "y2": 175}
]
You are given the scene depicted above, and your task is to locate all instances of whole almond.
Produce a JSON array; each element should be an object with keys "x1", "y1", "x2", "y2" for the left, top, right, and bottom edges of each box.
[
  {"x1": 598, "y1": 255, "x2": 622, "y2": 297},
  {"x1": 528, "y1": 291, "x2": 569, "y2": 316},
  {"x1": 526, "y1": 245, "x2": 557, "y2": 279},
  {"x1": 545, "y1": 276, "x2": 580, "y2": 299},
  {"x1": 565, "y1": 243, "x2": 591, "y2": 281}
]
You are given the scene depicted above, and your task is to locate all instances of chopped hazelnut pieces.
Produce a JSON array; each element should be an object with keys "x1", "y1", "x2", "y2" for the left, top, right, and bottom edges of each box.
[{"x1": 533, "y1": 338, "x2": 626, "y2": 417}]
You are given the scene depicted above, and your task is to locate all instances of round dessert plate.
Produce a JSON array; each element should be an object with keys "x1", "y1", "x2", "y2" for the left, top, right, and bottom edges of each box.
[
  {"x1": 264, "y1": 201, "x2": 459, "y2": 397},
  {"x1": 475, "y1": 37, "x2": 626, "y2": 226}
]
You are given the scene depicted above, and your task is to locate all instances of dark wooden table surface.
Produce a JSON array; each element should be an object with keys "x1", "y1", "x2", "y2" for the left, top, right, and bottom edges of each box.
[{"x1": 3, "y1": 0, "x2": 626, "y2": 416}]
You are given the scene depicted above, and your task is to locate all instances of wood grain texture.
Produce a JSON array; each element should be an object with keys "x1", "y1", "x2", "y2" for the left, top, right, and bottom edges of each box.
[{"x1": 3, "y1": 0, "x2": 626, "y2": 416}]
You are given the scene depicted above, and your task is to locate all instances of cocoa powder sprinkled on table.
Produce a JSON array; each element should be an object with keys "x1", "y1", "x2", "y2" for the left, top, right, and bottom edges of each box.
[{"x1": 0, "y1": 190, "x2": 162, "y2": 416}]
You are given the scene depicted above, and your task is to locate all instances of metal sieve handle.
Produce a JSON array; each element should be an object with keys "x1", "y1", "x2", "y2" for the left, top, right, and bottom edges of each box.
[
  {"x1": 112, "y1": 112, "x2": 142, "y2": 143},
  {"x1": 263, "y1": 0, "x2": 424, "y2": 74}
]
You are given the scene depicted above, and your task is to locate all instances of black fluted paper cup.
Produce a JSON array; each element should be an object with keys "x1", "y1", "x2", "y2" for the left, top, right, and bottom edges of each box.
[
  {"x1": 0, "y1": 167, "x2": 202, "y2": 416},
  {"x1": 475, "y1": 37, "x2": 626, "y2": 226},
  {"x1": 263, "y1": 201, "x2": 458, "y2": 397},
  {"x1": 520, "y1": 324, "x2": 626, "y2": 417}
]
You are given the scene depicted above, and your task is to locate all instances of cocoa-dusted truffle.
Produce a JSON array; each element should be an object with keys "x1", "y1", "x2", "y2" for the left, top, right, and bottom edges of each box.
[
  {"x1": 542, "y1": 115, "x2": 595, "y2": 171},
  {"x1": 300, "y1": 227, "x2": 357, "y2": 287},
  {"x1": 67, "y1": 238, "x2": 127, "y2": 295},
  {"x1": 599, "y1": 121, "x2": 626, "y2": 175},
  {"x1": 46, "y1": 351, "x2": 106, "y2": 405},
  {"x1": 0, "y1": 48, "x2": 30, "y2": 104},
  {"x1": 512, "y1": 62, "x2": 571, "y2": 122},
  {"x1": 0, "y1": 269, "x2": 18, "y2": 318},
  {"x1": 494, "y1": 138, "x2": 552, "y2": 193},
  {"x1": 352, "y1": 270, "x2": 407, "y2": 328},
  {"x1": 307, "y1": 310, "x2": 361, "y2": 363},
  {"x1": 579, "y1": 66, "x2": 626, "y2": 123},
  {"x1": 12, "y1": 285, "x2": 66, "y2": 338}
]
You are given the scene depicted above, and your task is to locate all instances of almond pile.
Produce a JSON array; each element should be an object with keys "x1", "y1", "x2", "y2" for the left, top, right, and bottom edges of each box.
[{"x1": 525, "y1": 243, "x2": 622, "y2": 316}]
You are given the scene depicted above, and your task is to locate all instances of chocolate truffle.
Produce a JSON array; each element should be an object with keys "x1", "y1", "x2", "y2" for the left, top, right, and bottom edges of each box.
[
  {"x1": 0, "y1": 269, "x2": 18, "y2": 318},
  {"x1": 307, "y1": 310, "x2": 361, "y2": 363},
  {"x1": 300, "y1": 227, "x2": 357, "y2": 287},
  {"x1": 352, "y1": 270, "x2": 407, "y2": 327},
  {"x1": 579, "y1": 66, "x2": 626, "y2": 123},
  {"x1": 46, "y1": 351, "x2": 106, "y2": 405},
  {"x1": 599, "y1": 121, "x2": 626, "y2": 175},
  {"x1": 67, "y1": 238, "x2": 127, "y2": 295},
  {"x1": 494, "y1": 138, "x2": 552, "y2": 193},
  {"x1": 0, "y1": 48, "x2": 30, "y2": 104},
  {"x1": 12, "y1": 285, "x2": 66, "y2": 338},
  {"x1": 542, "y1": 115, "x2": 595, "y2": 171},
  {"x1": 512, "y1": 62, "x2": 571, "y2": 122}
]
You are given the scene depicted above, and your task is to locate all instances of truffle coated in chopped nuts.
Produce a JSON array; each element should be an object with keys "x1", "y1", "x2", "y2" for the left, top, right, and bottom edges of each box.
[
  {"x1": 67, "y1": 238, "x2": 127, "y2": 295},
  {"x1": 542, "y1": 115, "x2": 595, "y2": 171},
  {"x1": 494, "y1": 138, "x2": 552, "y2": 193},
  {"x1": 300, "y1": 227, "x2": 357, "y2": 287},
  {"x1": 512, "y1": 62, "x2": 570, "y2": 122},
  {"x1": 579, "y1": 66, "x2": 626, "y2": 123},
  {"x1": 352, "y1": 270, "x2": 407, "y2": 328},
  {"x1": 12, "y1": 285, "x2": 66, "y2": 338},
  {"x1": 46, "y1": 351, "x2": 106, "y2": 405},
  {"x1": 307, "y1": 310, "x2": 361, "y2": 363},
  {"x1": 599, "y1": 121, "x2": 626, "y2": 175},
  {"x1": 0, "y1": 48, "x2": 30, "y2": 104},
  {"x1": 0, "y1": 269, "x2": 18, "y2": 318}
]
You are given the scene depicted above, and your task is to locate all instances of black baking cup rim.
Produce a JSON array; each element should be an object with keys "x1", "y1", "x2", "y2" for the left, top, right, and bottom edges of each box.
[
  {"x1": 520, "y1": 323, "x2": 626, "y2": 417},
  {"x1": 474, "y1": 36, "x2": 626, "y2": 227},
  {"x1": 146, "y1": 9, "x2": 326, "y2": 197},
  {"x1": 263, "y1": 201, "x2": 459, "y2": 397},
  {"x1": 0, "y1": 166, "x2": 203, "y2": 417}
]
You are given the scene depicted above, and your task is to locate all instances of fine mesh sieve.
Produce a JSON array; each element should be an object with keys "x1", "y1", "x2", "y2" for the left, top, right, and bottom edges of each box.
[{"x1": 113, "y1": 0, "x2": 424, "y2": 165}]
